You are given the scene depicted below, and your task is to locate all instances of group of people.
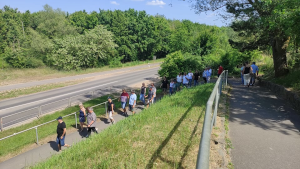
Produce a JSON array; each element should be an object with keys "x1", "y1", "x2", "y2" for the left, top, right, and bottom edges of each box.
[
  {"x1": 55, "y1": 82, "x2": 159, "y2": 151},
  {"x1": 241, "y1": 62, "x2": 259, "y2": 87},
  {"x1": 160, "y1": 65, "x2": 224, "y2": 95}
]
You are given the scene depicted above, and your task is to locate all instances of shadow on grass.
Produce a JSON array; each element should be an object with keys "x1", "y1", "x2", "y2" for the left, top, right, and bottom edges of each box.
[{"x1": 145, "y1": 87, "x2": 209, "y2": 169}]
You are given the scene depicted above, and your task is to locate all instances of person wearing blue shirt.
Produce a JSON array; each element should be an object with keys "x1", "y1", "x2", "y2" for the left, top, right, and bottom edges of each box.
[
  {"x1": 207, "y1": 67, "x2": 212, "y2": 83},
  {"x1": 202, "y1": 69, "x2": 207, "y2": 83},
  {"x1": 129, "y1": 90, "x2": 137, "y2": 115},
  {"x1": 251, "y1": 62, "x2": 259, "y2": 86}
]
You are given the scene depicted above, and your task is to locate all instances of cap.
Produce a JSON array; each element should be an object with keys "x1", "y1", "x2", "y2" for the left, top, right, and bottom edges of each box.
[
  {"x1": 131, "y1": 90, "x2": 135, "y2": 93},
  {"x1": 107, "y1": 97, "x2": 111, "y2": 99},
  {"x1": 57, "y1": 116, "x2": 62, "y2": 120}
]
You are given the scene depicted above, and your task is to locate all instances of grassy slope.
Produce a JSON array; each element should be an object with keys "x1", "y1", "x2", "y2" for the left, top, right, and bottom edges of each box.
[
  {"x1": 0, "y1": 94, "x2": 115, "y2": 158},
  {"x1": 32, "y1": 84, "x2": 214, "y2": 169},
  {"x1": 0, "y1": 59, "x2": 163, "y2": 86}
]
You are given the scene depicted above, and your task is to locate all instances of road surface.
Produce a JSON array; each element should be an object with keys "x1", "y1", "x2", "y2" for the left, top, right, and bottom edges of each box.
[
  {"x1": 0, "y1": 65, "x2": 160, "y2": 129},
  {"x1": 229, "y1": 79, "x2": 300, "y2": 169}
]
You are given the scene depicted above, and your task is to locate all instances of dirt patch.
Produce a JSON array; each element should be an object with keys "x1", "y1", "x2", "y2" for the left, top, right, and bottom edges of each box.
[{"x1": 209, "y1": 86, "x2": 233, "y2": 169}]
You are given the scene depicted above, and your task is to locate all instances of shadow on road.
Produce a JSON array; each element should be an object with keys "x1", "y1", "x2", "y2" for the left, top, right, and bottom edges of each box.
[
  {"x1": 48, "y1": 141, "x2": 58, "y2": 152},
  {"x1": 229, "y1": 79, "x2": 300, "y2": 136}
]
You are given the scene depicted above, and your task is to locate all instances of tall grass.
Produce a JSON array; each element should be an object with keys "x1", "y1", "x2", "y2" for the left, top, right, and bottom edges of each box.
[{"x1": 31, "y1": 84, "x2": 214, "y2": 169}]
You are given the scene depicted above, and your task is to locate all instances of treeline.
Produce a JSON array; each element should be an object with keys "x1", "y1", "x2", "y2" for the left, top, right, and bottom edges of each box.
[{"x1": 0, "y1": 4, "x2": 250, "y2": 71}]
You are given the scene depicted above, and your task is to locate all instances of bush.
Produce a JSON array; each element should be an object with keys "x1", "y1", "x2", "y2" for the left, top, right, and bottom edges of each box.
[
  {"x1": 109, "y1": 57, "x2": 123, "y2": 68},
  {"x1": 25, "y1": 57, "x2": 45, "y2": 68},
  {"x1": 158, "y1": 51, "x2": 204, "y2": 79}
]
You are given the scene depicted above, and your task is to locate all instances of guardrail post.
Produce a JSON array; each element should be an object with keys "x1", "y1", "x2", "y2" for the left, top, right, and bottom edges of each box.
[
  {"x1": 1, "y1": 118, "x2": 3, "y2": 132},
  {"x1": 105, "y1": 102, "x2": 108, "y2": 119},
  {"x1": 196, "y1": 102, "x2": 213, "y2": 169},
  {"x1": 35, "y1": 127, "x2": 39, "y2": 145},
  {"x1": 75, "y1": 113, "x2": 78, "y2": 129},
  {"x1": 225, "y1": 70, "x2": 228, "y2": 87}
]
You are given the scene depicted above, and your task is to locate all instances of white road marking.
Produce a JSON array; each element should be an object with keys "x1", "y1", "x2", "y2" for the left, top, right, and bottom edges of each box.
[{"x1": 0, "y1": 81, "x2": 118, "y2": 111}]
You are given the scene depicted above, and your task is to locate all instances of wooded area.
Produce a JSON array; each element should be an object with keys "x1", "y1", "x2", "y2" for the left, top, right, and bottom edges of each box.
[{"x1": 1, "y1": 1, "x2": 299, "y2": 77}]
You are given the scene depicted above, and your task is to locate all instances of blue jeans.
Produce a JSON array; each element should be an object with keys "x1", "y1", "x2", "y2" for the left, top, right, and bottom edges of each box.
[
  {"x1": 121, "y1": 102, "x2": 127, "y2": 109},
  {"x1": 189, "y1": 79, "x2": 192, "y2": 87},
  {"x1": 140, "y1": 94, "x2": 145, "y2": 104},
  {"x1": 241, "y1": 74, "x2": 244, "y2": 84},
  {"x1": 194, "y1": 80, "x2": 199, "y2": 86},
  {"x1": 56, "y1": 135, "x2": 65, "y2": 146}
]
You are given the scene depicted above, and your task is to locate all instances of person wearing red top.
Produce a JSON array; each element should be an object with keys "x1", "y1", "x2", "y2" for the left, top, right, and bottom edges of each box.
[
  {"x1": 218, "y1": 65, "x2": 224, "y2": 77},
  {"x1": 118, "y1": 89, "x2": 129, "y2": 116}
]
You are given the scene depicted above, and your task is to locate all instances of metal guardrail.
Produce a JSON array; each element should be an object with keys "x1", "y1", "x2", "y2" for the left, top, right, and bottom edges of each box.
[
  {"x1": 196, "y1": 70, "x2": 228, "y2": 169},
  {"x1": 0, "y1": 86, "x2": 116, "y2": 131},
  {"x1": 0, "y1": 98, "x2": 118, "y2": 144}
]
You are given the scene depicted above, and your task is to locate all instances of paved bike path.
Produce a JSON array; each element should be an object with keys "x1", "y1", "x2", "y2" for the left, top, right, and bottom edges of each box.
[
  {"x1": 229, "y1": 79, "x2": 300, "y2": 169},
  {"x1": 0, "y1": 104, "x2": 148, "y2": 169}
]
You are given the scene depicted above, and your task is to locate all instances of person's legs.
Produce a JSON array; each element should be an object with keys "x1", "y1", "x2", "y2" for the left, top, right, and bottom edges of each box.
[
  {"x1": 189, "y1": 79, "x2": 192, "y2": 87},
  {"x1": 207, "y1": 77, "x2": 211, "y2": 83},
  {"x1": 91, "y1": 127, "x2": 98, "y2": 134},
  {"x1": 56, "y1": 137, "x2": 61, "y2": 151},
  {"x1": 140, "y1": 94, "x2": 145, "y2": 104},
  {"x1": 169, "y1": 87, "x2": 172, "y2": 95},
  {"x1": 241, "y1": 74, "x2": 244, "y2": 84},
  {"x1": 109, "y1": 111, "x2": 115, "y2": 123},
  {"x1": 80, "y1": 122, "x2": 83, "y2": 131}
]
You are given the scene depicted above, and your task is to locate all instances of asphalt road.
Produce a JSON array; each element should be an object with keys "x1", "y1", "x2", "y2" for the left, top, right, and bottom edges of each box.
[
  {"x1": 0, "y1": 65, "x2": 160, "y2": 129},
  {"x1": 229, "y1": 79, "x2": 300, "y2": 169}
]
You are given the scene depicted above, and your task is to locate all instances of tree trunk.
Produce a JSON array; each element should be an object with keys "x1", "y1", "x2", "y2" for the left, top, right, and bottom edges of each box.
[{"x1": 272, "y1": 37, "x2": 289, "y2": 77}]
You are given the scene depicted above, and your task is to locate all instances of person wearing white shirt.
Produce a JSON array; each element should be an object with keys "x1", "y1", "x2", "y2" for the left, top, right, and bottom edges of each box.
[
  {"x1": 176, "y1": 72, "x2": 183, "y2": 91},
  {"x1": 169, "y1": 80, "x2": 175, "y2": 95},
  {"x1": 188, "y1": 70, "x2": 193, "y2": 87},
  {"x1": 183, "y1": 72, "x2": 189, "y2": 87}
]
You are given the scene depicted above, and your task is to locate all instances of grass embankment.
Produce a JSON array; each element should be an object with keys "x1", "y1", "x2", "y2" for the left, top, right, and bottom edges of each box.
[
  {"x1": 0, "y1": 59, "x2": 163, "y2": 86},
  {"x1": 32, "y1": 84, "x2": 214, "y2": 169},
  {"x1": 0, "y1": 94, "x2": 116, "y2": 159},
  {"x1": 0, "y1": 80, "x2": 83, "y2": 101},
  {"x1": 264, "y1": 70, "x2": 300, "y2": 93}
]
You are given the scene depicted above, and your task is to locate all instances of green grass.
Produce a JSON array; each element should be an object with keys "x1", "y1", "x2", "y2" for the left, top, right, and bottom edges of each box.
[
  {"x1": 31, "y1": 84, "x2": 214, "y2": 169},
  {"x1": 0, "y1": 80, "x2": 82, "y2": 101},
  {"x1": 0, "y1": 59, "x2": 163, "y2": 86},
  {"x1": 0, "y1": 94, "x2": 117, "y2": 158}
]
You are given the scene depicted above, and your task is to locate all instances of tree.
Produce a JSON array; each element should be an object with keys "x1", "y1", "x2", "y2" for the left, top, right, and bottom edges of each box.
[{"x1": 189, "y1": 0, "x2": 299, "y2": 77}]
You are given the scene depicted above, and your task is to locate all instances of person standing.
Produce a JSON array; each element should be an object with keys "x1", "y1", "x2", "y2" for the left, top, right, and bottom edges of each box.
[
  {"x1": 176, "y1": 72, "x2": 182, "y2": 91},
  {"x1": 202, "y1": 69, "x2": 207, "y2": 84},
  {"x1": 250, "y1": 62, "x2": 259, "y2": 86},
  {"x1": 145, "y1": 86, "x2": 154, "y2": 108},
  {"x1": 140, "y1": 83, "x2": 146, "y2": 105},
  {"x1": 183, "y1": 72, "x2": 189, "y2": 87},
  {"x1": 169, "y1": 79, "x2": 175, "y2": 95},
  {"x1": 188, "y1": 70, "x2": 193, "y2": 87},
  {"x1": 207, "y1": 67, "x2": 212, "y2": 83},
  {"x1": 242, "y1": 62, "x2": 253, "y2": 87},
  {"x1": 194, "y1": 70, "x2": 200, "y2": 86},
  {"x1": 217, "y1": 65, "x2": 224, "y2": 77},
  {"x1": 129, "y1": 90, "x2": 137, "y2": 115},
  {"x1": 151, "y1": 83, "x2": 156, "y2": 103},
  {"x1": 161, "y1": 77, "x2": 168, "y2": 95},
  {"x1": 85, "y1": 107, "x2": 98, "y2": 138},
  {"x1": 78, "y1": 103, "x2": 86, "y2": 132},
  {"x1": 119, "y1": 89, "x2": 129, "y2": 116},
  {"x1": 56, "y1": 116, "x2": 70, "y2": 151},
  {"x1": 107, "y1": 97, "x2": 116, "y2": 123},
  {"x1": 241, "y1": 63, "x2": 245, "y2": 85}
]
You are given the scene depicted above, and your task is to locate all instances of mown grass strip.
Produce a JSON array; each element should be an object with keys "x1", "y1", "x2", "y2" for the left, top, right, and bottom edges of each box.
[
  {"x1": 0, "y1": 94, "x2": 116, "y2": 158},
  {"x1": 31, "y1": 84, "x2": 214, "y2": 169}
]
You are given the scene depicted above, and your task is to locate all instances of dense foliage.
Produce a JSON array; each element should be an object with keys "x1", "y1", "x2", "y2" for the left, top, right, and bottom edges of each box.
[
  {"x1": 0, "y1": 4, "x2": 244, "y2": 71},
  {"x1": 189, "y1": 0, "x2": 300, "y2": 77}
]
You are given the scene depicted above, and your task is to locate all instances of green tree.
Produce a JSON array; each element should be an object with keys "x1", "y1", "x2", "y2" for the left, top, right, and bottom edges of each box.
[{"x1": 189, "y1": 0, "x2": 300, "y2": 77}]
